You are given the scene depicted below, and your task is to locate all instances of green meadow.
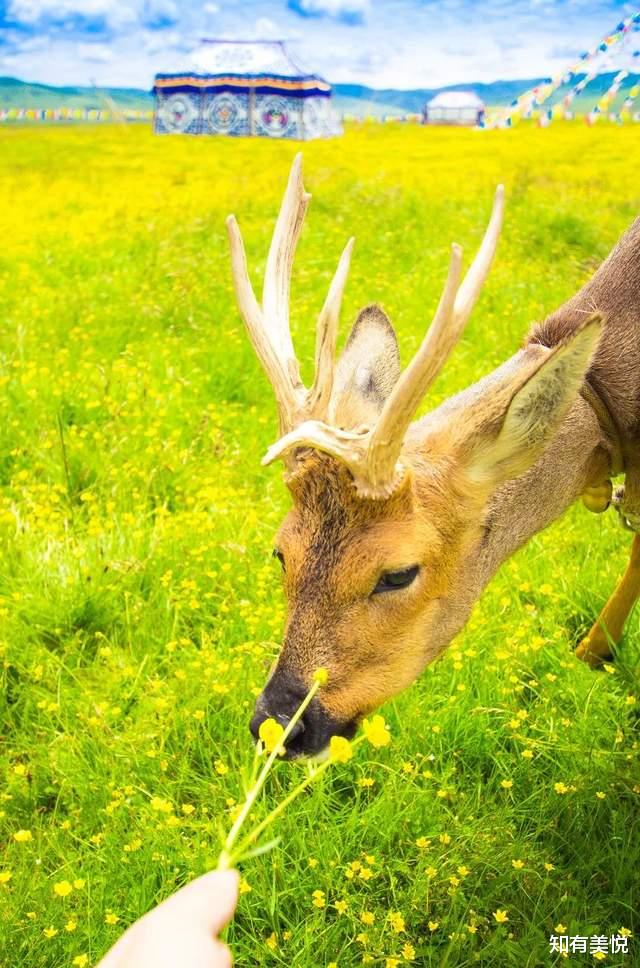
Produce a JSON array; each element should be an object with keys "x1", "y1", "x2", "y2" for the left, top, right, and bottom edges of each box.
[{"x1": 0, "y1": 121, "x2": 638, "y2": 966}]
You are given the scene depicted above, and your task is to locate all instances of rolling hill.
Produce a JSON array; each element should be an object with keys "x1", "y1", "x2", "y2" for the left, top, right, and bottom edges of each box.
[{"x1": 1, "y1": 73, "x2": 639, "y2": 118}]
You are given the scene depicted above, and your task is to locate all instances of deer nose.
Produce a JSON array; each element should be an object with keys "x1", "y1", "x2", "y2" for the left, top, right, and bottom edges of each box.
[
  {"x1": 249, "y1": 707, "x2": 305, "y2": 747},
  {"x1": 249, "y1": 671, "x2": 309, "y2": 755}
]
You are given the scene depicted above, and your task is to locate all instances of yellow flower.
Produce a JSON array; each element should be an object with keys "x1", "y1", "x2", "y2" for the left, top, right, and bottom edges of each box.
[
  {"x1": 13, "y1": 829, "x2": 33, "y2": 843},
  {"x1": 593, "y1": 953, "x2": 605, "y2": 962},
  {"x1": 402, "y1": 943, "x2": 416, "y2": 961},
  {"x1": 105, "y1": 912, "x2": 120, "y2": 925},
  {"x1": 512, "y1": 859, "x2": 524, "y2": 870},
  {"x1": 428, "y1": 920, "x2": 439, "y2": 932},
  {"x1": 239, "y1": 878, "x2": 252, "y2": 894},
  {"x1": 362, "y1": 715, "x2": 391, "y2": 748},
  {"x1": 522, "y1": 749, "x2": 534, "y2": 759},
  {"x1": 595, "y1": 791, "x2": 606, "y2": 800},
  {"x1": 65, "y1": 920, "x2": 77, "y2": 932},
  {"x1": 493, "y1": 909, "x2": 509, "y2": 924},
  {"x1": 390, "y1": 911, "x2": 405, "y2": 933},
  {"x1": 416, "y1": 837, "x2": 431, "y2": 849},
  {"x1": 313, "y1": 667, "x2": 329, "y2": 685},
  {"x1": 43, "y1": 927, "x2": 58, "y2": 939},
  {"x1": 334, "y1": 899, "x2": 348, "y2": 914},
  {"x1": 73, "y1": 957, "x2": 89, "y2": 967},
  {"x1": 258, "y1": 717, "x2": 285, "y2": 754},
  {"x1": 361, "y1": 911, "x2": 375, "y2": 925},
  {"x1": 53, "y1": 880, "x2": 73, "y2": 897},
  {"x1": 554, "y1": 782, "x2": 569, "y2": 794},
  {"x1": 329, "y1": 735, "x2": 353, "y2": 764},
  {"x1": 620, "y1": 927, "x2": 632, "y2": 938},
  {"x1": 386, "y1": 959, "x2": 401, "y2": 968},
  {"x1": 555, "y1": 923, "x2": 567, "y2": 933},
  {"x1": 500, "y1": 779, "x2": 513, "y2": 789},
  {"x1": 73, "y1": 879, "x2": 86, "y2": 890},
  {"x1": 150, "y1": 796, "x2": 172, "y2": 813},
  {"x1": 266, "y1": 932, "x2": 277, "y2": 951},
  {"x1": 0, "y1": 871, "x2": 12, "y2": 884},
  {"x1": 312, "y1": 889, "x2": 325, "y2": 909}
]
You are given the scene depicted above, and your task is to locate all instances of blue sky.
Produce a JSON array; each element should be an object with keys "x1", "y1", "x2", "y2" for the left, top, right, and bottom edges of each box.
[{"x1": 0, "y1": 1, "x2": 637, "y2": 90}]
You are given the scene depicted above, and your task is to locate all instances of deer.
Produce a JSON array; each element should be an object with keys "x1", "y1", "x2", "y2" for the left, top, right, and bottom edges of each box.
[{"x1": 226, "y1": 154, "x2": 640, "y2": 759}]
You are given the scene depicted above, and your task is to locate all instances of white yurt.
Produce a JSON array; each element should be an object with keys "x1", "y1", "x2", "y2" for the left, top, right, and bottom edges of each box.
[
  {"x1": 154, "y1": 39, "x2": 342, "y2": 140},
  {"x1": 424, "y1": 91, "x2": 485, "y2": 126}
]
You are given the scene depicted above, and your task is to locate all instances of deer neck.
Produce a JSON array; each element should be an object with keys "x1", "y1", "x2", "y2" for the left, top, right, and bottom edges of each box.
[
  {"x1": 414, "y1": 345, "x2": 614, "y2": 604},
  {"x1": 476, "y1": 389, "x2": 611, "y2": 587}
]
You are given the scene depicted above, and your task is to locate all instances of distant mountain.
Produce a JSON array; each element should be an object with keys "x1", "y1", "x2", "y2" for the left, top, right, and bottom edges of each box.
[
  {"x1": 332, "y1": 79, "x2": 547, "y2": 114},
  {"x1": 0, "y1": 76, "x2": 153, "y2": 109},
  {"x1": 1, "y1": 73, "x2": 638, "y2": 118}
]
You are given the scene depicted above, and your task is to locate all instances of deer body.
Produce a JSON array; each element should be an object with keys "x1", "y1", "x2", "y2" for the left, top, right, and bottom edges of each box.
[{"x1": 228, "y1": 158, "x2": 640, "y2": 758}]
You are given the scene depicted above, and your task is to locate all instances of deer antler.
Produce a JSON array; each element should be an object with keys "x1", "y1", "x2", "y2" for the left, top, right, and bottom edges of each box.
[
  {"x1": 226, "y1": 153, "x2": 354, "y2": 439},
  {"x1": 228, "y1": 156, "x2": 504, "y2": 498}
]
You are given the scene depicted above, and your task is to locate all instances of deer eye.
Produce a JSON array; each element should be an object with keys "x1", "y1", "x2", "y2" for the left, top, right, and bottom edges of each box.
[
  {"x1": 373, "y1": 565, "x2": 419, "y2": 594},
  {"x1": 272, "y1": 549, "x2": 286, "y2": 572}
]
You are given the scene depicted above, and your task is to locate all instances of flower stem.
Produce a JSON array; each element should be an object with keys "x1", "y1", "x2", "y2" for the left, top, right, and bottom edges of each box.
[
  {"x1": 216, "y1": 678, "x2": 322, "y2": 869},
  {"x1": 232, "y1": 736, "x2": 366, "y2": 862}
]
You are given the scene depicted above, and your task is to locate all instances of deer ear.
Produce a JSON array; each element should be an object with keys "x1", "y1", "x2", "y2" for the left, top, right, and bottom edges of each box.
[
  {"x1": 461, "y1": 314, "x2": 603, "y2": 490},
  {"x1": 328, "y1": 304, "x2": 401, "y2": 430}
]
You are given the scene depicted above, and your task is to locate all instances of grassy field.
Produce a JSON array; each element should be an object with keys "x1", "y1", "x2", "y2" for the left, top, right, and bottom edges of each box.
[{"x1": 0, "y1": 121, "x2": 639, "y2": 968}]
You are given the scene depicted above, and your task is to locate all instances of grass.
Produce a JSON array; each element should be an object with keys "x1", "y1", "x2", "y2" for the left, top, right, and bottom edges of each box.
[{"x1": 0, "y1": 121, "x2": 639, "y2": 968}]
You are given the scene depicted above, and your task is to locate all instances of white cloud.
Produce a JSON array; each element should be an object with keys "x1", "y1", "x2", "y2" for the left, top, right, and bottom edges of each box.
[
  {"x1": 291, "y1": 0, "x2": 370, "y2": 22},
  {"x1": 7, "y1": 0, "x2": 180, "y2": 28},
  {"x1": 9, "y1": 0, "x2": 138, "y2": 27},
  {"x1": 203, "y1": 2, "x2": 219, "y2": 12},
  {"x1": 76, "y1": 41, "x2": 114, "y2": 62},
  {"x1": 254, "y1": 16, "x2": 279, "y2": 37}
]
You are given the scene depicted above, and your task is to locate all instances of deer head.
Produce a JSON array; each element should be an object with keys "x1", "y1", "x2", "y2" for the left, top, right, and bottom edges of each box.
[{"x1": 227, "y1": 155, "x2": 602, "y2": 758}]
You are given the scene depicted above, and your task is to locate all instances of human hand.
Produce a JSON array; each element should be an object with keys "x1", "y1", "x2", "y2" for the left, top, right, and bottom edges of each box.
[{"x1": 97, "y1": 869, "x2": 239, "y2": 968}]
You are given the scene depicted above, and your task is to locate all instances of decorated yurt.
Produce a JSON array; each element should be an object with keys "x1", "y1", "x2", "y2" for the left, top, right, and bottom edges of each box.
[
  {"x1": 424, "y1": 91, "x2": 485, "y2": 126},
  {"x1": 153, "y1": 39, "x2": 341, "y2": 139}
]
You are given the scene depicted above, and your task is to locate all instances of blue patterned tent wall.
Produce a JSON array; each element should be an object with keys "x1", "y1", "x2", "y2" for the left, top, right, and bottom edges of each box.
[{"x1": 154, "y1": 90, "x2": 340, "y2": 139}]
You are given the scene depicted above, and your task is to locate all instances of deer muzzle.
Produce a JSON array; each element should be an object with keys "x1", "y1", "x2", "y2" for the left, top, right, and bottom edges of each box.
[{"x1": 249, "y1": 669, "x2": 356, "y2": 759}]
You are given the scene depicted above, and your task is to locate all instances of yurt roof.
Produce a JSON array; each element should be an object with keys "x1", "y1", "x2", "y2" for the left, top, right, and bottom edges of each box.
[
  {"x1": 427, "y1": 90, "x2": 485, "y2": 109},
  {"x1": 187, "y1": 39, "x2": 322, "y2": 80}
]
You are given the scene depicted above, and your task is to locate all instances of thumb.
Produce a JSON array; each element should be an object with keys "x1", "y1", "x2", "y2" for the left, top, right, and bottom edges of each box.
[{"x1": 161, "y1": 869, "x2": 240, "y2": 936}]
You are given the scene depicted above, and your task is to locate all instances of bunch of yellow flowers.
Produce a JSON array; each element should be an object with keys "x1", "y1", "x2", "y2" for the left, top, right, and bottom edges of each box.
[{"x1": 216, "y1": 670, "x2": 391, "y2": 871}]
